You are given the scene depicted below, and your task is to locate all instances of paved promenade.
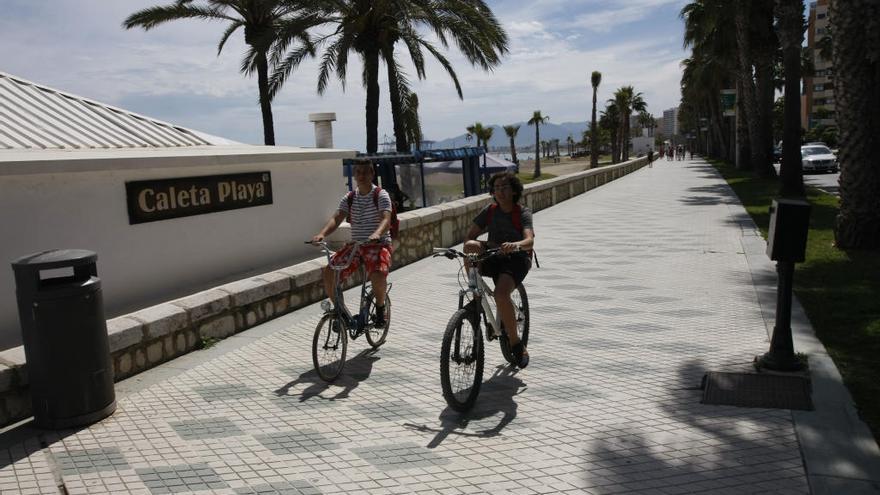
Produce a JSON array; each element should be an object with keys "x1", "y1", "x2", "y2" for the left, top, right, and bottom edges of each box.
[{"x1": 2, "y1": 157, "x2": 879, "y2": 494}]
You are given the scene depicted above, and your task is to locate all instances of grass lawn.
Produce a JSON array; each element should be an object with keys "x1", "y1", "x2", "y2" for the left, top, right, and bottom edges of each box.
[{"x1": 711, "y1": 159, "x2": 880, "y2": 442}]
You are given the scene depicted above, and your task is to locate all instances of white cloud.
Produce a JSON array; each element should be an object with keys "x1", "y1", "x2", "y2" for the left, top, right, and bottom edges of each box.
[{"x1": 0, "y1": 0, "x2": 688, "y2": 150}]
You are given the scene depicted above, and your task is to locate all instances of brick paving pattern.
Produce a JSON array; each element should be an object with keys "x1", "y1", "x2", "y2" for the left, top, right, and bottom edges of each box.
[{"x1": 0, "y1": 158, "x2": 817, "y2": 494}]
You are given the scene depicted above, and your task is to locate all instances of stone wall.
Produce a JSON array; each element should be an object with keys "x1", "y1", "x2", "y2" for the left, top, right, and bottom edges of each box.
[{"x1": 0, "y1": 156, "x2": 648, "y2": 426}]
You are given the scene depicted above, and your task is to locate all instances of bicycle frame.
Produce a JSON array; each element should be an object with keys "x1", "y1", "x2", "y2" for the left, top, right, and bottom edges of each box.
[
  {"x1": 314, "y1": 240, "x2": 390, "y2": 338},
  {"x1": 457, "y1": 255, "x2": 503, "y2": 340}
]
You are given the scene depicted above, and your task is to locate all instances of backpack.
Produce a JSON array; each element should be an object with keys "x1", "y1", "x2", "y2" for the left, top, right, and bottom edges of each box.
[
  {"x1": 346, "y1": 187, "x2": 400, "y2": 239},
  {"x1": 486, "y1": 203, "x2": 540, "y2": 267}
]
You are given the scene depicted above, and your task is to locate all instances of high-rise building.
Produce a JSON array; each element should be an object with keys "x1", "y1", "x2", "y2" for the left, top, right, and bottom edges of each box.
[
  {"x1": 662, "y1": 107, "x2": 679, "y2": 138},
  {"x1": 803, "y1": 0, "x2": 835, "y2": 130}
]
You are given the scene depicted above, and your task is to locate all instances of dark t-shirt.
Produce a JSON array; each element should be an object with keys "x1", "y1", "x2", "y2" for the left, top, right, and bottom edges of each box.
[{"x1": 473, "y1": 204, "x2": 534, "y2": 247}]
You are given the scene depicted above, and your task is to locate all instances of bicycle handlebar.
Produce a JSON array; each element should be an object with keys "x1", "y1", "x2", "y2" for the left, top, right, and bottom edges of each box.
[{"x1": 432, "y1": 246, "x2": 517, "y2": 262}]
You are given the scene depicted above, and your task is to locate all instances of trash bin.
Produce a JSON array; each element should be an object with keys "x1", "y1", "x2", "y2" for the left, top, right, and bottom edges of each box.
[{"x1": 11, "y1": 249, "x2": 116, "y2": 429}]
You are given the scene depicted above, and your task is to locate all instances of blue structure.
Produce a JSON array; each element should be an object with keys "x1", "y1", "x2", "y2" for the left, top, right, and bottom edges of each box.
[{"x1": 343, "y1": 147, "x2": 500, "y2": 209}]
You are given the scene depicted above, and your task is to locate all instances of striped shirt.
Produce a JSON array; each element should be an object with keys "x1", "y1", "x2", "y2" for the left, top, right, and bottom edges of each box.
[{"x1": 338, "y1": 186, "x2": 392, "y2": 243}]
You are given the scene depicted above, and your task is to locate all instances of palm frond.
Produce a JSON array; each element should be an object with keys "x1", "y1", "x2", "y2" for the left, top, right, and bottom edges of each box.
[{"x1": 123, "y1": 4, "x2": 234, "y2": 30}]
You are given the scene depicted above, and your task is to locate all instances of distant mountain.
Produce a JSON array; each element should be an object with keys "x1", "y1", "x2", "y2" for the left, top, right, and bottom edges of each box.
[{"x1": 431, "y1": 121, "x2": 589, "y2": 150}]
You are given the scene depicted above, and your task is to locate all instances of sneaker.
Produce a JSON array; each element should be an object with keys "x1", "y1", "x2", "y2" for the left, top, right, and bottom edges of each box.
[
  {"x1": 374, "y1": 306, "x2": 386, "y2": 328},
  {"x1": 512, "y1": 342, "x2": 529, "y2": 369}
]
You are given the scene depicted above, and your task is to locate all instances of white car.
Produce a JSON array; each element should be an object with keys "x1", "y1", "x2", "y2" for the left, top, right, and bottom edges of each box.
[{"x1": 801, "y1": 145, "x2": 838, "y2": 173}]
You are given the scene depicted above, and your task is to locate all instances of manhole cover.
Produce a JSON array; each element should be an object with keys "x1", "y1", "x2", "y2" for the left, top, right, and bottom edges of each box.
[{"x1": 702, "y1": 371, "x2": 813, "y2": 410}]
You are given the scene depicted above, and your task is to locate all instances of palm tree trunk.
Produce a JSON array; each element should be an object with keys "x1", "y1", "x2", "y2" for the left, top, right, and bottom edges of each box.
[
  {"x1": 754, "y1": 1, "x2": 777, "y2": 177},
  {"x1": 709, "y1": 103, "x2": 728, "y2": 160},
  {"x1": 591, "y1": 90, "x2": 598, "y2": 168},
  {"x1": 777, "y1": 0, "x2": 805, "y2": 197},
  {"x1": 509, "y1": 137, "x2": 518, "y2": 165},
  {"x1": 623, "y1": 117, "x2": 631, "y2": 161},
  {"x1": 533, "y1": 126, "x2": 541, "y2": 178},
  {"x1": 610, "y1": 129, "x2": 619, "y2": 163},
  {"x1": 736, "y1": 78, "x2": 751, "y2": 170},
  {"x1": 364, "y1": 48, "x2": 381, "y2": 154},
  {"x1": 256, "y1": 52, "x2": 275, "y2": 146},
  {"x1": 734, "y1": 2, "x2": 761, "y2": 173},
  {"x1": 831, "y1": 0, "x2": 880, "y2": 248},
  {"x1": 384, "y1": 47, "x2": 409, "y2": 152}
]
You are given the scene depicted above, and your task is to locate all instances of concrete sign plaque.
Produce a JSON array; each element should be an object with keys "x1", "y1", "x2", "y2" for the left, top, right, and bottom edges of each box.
[{"x1": 126, "y1": 172, "x2": 273, "y2": 224}]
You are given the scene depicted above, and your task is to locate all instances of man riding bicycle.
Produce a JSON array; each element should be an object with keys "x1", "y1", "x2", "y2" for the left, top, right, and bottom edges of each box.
[
  {"x1": 311, "y1": 159, "x2": 392, "y2": 327},
  {"x1": 464, "y1": 171, "x2": 535, "y2": 368}
]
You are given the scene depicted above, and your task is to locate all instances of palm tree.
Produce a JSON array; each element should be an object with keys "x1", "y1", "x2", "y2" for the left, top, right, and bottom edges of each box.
[
  {"x1": 403, "y1": 92, "x2": 422, "y2": 151},
  {"x1": 611, "y1": 86, "x2": 646, "y2": 161},
  {"x1": 566, "y1": 135, "x2": 575, "y2": 156},
  {"x1": 600, "y1": 103, "x2": 620, "y2": 163},
  {"x1": 478, "y1": 126, "x2": 494, "y2": 165},
  {"x1": 734, "y1": 0, "x2": 776, "y2": 177},
  {"x1": 272, "y1": 0, "x2": 508, "y2": 153},
  {"x1": 124, "y1": 0, "x2": 312, "y2": 146},
  {"x1": 528, "y1": 111, "x2": 549, "y2": 178},
  {"x1": 680, "y1": 1, "x2": 735, "y2": 161},
  {"x1": 638, "y1": 111, "x2": 655, "y2": 137},
  {"x1": 503, "y1": 124, "x2": 520, "y2": 168},
  {"x1": 776, "y1": 0, "x2": 805, "y2": 197},
  {"x1": 466, "y1": 122, "x2": 485, "y2": 149},
  {"x1": 830, "y1": 1, "x2": 880, "y2": 248},
  {"x1": 590, "y1": 71, "x2": 602, "y2": 168}
]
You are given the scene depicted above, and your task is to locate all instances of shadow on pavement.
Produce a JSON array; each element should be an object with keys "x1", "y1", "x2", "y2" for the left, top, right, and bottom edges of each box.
[
  {"x1": 404, "y1": 365, "x2": 525, "y2": 449},
  {"x1": 274, "y1": 348, "x2": 379, "y2": 402},
  {"x1": 578, "y1": 360, "x2": 810, "y2": 492}
]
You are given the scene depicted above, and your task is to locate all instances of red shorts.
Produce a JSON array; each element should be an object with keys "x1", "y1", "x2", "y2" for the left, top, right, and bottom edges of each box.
[{"x1": 330, "y1": 243, "x2": 393, "y2": 281}]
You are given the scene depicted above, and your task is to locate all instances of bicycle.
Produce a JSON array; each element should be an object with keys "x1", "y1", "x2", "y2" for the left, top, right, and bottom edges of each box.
[
  {"x1": 432, "y1": 247, "x2": 530, "y2": 411},
  {"x1": 307, "y1": 240, "x2": 392, "y2": 381}
]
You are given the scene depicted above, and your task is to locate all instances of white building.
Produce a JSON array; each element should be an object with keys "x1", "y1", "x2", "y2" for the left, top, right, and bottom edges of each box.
[{"x1": 0, "y1": 72, "x2": 353, "y2": 349}]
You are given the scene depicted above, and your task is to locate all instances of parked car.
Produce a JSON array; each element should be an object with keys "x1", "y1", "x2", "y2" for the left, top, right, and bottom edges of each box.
[{"x1": 801, "y1": 145, "x2": 838, "y2": 173}]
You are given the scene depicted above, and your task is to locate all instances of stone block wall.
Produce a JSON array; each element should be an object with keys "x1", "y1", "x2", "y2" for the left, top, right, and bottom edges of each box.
[{"x1": 0, "y1": 156, "x2": 648, "y2": 426}]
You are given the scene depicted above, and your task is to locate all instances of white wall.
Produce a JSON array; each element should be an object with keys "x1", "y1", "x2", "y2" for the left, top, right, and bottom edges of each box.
[
  {"x1": 631, "y1": 136, "x2": 656, "y2": 155},
  {"x1": 0, "y1": 146, "x2": 355, "y2": 349}
]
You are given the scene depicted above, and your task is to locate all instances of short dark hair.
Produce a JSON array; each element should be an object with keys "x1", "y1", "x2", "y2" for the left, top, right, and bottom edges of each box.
[
  {"x1": 351, "y1": 158, "x2": 373, "y2": 168},
  {"x1": 488, "y1": 171, "x2": 523, "y2": 203}
]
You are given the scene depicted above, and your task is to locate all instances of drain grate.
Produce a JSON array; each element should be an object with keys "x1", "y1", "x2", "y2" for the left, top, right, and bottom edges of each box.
[{"x1": 702, "y1": 371, "x2": 813, "y2": 410}]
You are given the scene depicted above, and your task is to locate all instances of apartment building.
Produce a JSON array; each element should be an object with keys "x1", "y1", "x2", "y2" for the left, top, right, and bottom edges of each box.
[
  {"x1": 803, "y1": 0, "x2": 836, "y2": 130},
  {"x1": 662, "y1": 107, "x2": 679, "y2": 139}
]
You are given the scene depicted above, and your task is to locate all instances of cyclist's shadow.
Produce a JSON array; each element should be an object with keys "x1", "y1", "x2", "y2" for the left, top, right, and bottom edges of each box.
[
  {"x1": 274, "y1": 348, "x2": 379, "y2": 402},
  {"x1": 406, "y1": 364, "x2": 525, "y2": 449}
]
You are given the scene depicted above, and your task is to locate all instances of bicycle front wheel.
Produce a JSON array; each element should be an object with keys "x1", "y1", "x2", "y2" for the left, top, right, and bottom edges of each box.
[
  {"x1": 440, "y1": 308, "x2": 484, "y2": 412},
  {"x1": 500, "y1": 284, "x2": 530, "y2": 365},
  {"x1": 365, "y1": 293, "x2": 390, "y2": 348},
  {"x1": 312, "y1": 313, "x2": 348, "y2": 381}
]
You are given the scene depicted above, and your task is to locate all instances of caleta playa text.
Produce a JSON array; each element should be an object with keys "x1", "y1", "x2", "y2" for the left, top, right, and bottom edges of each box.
[
  {"x1": 126, "y1": 172, "x2": 273, "y2": 224},
  {"x1": 137, "y1": 180, "x2": 267, "y2": 212}
]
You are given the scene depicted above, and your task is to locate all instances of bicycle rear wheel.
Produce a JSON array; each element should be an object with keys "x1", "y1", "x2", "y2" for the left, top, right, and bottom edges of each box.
[
  {"x1": 500, "y1": 284, "x2": 530, "y2": 365},
  {"x1": 312, "y1": 313, "x2": 348, "y2": 381},
  {"x1": 440, "y1": 308, "x2": 484, "y2": 412},
  {"x1": 364, "y1": 292, "x2": 390, "y2": 348}
]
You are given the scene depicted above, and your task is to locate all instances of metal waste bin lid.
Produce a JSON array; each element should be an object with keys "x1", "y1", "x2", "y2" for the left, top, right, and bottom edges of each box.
[{"x1": 12, "y1": 249, "x2": 97, "y2": 272}]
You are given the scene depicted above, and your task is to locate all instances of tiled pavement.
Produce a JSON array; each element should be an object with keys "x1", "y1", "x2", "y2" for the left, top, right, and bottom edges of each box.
[{"x1": 2, "y1": 157, "x2": 879, "y2": 494}]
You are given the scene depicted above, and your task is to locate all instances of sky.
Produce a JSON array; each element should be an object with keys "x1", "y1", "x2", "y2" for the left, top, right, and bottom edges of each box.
[{"x1": 0, "y1": 0, "x2": 691, "y2": 150}]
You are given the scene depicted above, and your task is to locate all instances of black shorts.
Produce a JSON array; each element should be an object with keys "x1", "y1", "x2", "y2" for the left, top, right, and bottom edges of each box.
[{"x1": 480, "y1": 252, "x2": 531, "y2": 286}]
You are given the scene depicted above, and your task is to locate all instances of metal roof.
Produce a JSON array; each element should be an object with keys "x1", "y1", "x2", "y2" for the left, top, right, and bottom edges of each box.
[{"x1": 0, "y1": 72, "x2": 216, "y2": 150}]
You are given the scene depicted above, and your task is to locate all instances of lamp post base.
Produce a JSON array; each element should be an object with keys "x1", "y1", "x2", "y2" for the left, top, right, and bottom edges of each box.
[{"x1": 756, "y1": 352, "x2": 805, "y2": 372}]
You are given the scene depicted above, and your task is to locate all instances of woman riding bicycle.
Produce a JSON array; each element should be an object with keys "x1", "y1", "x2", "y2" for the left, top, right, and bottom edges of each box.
[
  {"x1": 464, "y1": 171, "x2": 535, "y2": 368},
  {"x1": 311, "y1": 159, "x2": 392, "y2": 327}
]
